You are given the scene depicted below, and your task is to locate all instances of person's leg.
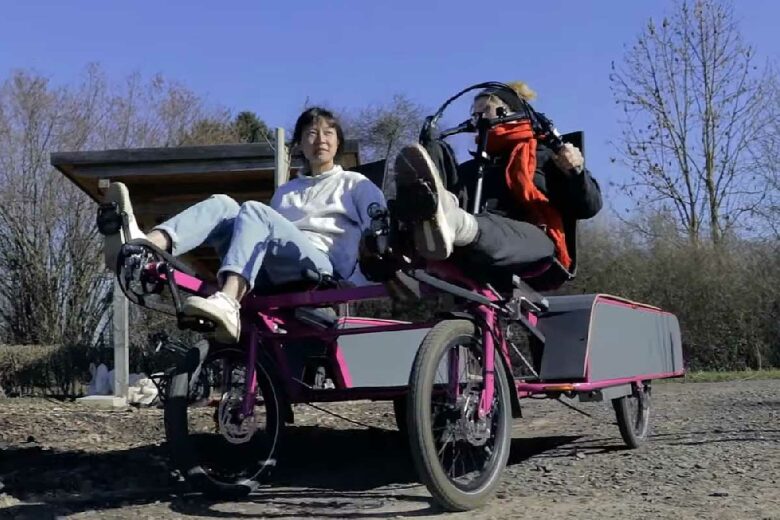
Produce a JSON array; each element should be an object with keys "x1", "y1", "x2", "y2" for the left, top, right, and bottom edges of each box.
[
  {"x1": 103, "y1": 182, "x2": 240, "y2": 269},
  {"x1": 453, "y1": 213, "x2": 555, "y2": 283},
  {"x1": 151, "y1": 194, "x2": 240, "y2": 258},
  {"x1": 457, "y1": 214, "x2": 554, "y2": 372},
  {"x1": 103, "y1": 182, "x2": 149, "y2": 270},
  {"x1": 181, "y1": 200, "x2": 333, "y2": 343},
  {"x1": 390, "y1": 144, "x2": 478, "y2": 260},
  {"x1": 218, "y1": 201, "x2": 333, "y2": 289}
]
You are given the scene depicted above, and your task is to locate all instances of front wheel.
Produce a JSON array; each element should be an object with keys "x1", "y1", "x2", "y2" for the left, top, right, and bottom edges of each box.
[
  {"x1": 164, "y1": 343, "x2": 285, "y2": 497},
  {"x1": 407, "y1": 320, "x2": 512, "y2": 511},
  {"x1": 612, "y1": 382, "x2": 651, "y2": 449}
]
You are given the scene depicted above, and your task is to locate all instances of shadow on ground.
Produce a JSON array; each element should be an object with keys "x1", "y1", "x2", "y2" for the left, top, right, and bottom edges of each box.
[{"x1": 0, "y1": 426, "x2": 581, "y2": 519}]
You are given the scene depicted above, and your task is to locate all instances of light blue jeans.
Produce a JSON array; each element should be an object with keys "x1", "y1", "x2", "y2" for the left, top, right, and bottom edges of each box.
[{"x1": 153, "y1": 194, "x2": 333, "y2": 291}]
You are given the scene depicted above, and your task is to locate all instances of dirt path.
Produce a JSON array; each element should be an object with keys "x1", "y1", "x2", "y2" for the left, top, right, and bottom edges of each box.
[{"x1": 1, "y1": 379, "x2": 778, "y2": 519}]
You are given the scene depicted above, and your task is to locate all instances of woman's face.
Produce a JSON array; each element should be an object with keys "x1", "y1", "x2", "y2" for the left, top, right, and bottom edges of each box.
[
  {"x1": 299, "y1": 117, "x2": 339, "y2": 170},
  {"x1": 471, "y1": 96, "x2": 510, "y2": 123}
]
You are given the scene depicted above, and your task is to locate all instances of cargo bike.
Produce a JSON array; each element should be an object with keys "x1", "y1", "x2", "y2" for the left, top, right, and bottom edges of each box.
[{"x1": 100, "y1": 82, "x2": 684, "y2": 511}]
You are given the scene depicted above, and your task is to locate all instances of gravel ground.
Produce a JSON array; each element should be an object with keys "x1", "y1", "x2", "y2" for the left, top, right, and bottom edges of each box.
[{"x1": 0, "y1": 378, "x2": 778, "y2": 519}]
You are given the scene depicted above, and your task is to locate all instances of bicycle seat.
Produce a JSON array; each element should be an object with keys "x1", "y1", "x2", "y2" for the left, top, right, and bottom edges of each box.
[{"x1": 252, "y1": 268, "x2": 344, "y2": 296}]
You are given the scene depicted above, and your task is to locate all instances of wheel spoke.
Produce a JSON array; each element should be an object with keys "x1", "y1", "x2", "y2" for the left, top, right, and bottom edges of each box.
[
  {"x1": 437, "y1": 430, "x2": 453, "y2": 457},
  {"x1": 467, "y1": 444, "x2": 479, "y2": 476}
]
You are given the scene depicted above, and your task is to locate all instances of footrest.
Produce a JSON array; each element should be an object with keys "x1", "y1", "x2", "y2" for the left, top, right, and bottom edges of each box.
[{"x1": 96, "y1": 202, "x2": 122, "y2": 235}]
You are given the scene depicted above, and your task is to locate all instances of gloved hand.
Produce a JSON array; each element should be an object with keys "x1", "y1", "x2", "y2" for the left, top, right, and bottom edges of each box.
[
  {"x1": 358, "y1": 230, "x2": 392, "y2": 282},
  {"x1": 552, "y1": 142, "x2": 584, "y2": 174}
]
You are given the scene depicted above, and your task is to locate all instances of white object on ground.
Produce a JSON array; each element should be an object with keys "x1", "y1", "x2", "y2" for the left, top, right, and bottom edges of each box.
[{"x1": 86, "y1": 362, "x2": 158, "y2": 406}]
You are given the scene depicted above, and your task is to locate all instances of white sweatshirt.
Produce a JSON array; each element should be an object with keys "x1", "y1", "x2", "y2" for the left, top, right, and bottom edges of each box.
[{"x1": 270, "y1": 164, "x2": 386, "y2": 285}]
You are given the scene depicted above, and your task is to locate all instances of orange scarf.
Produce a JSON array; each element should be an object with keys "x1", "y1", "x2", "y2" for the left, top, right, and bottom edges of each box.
[{"x1": 484, "y1": 121, "x2": 571, "y2": 269}]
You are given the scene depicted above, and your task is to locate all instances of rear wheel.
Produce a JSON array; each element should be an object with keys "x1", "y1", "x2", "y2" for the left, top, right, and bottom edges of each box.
[
  {"x1": 164, "y1": 344, "x2": 284, "y2": 497},
  {"x1": 612, "y1": 382, "x2": 651, "y2": 449},
  {"x1": 408, "y1": 320, "x2": 512, "y2": 511}
]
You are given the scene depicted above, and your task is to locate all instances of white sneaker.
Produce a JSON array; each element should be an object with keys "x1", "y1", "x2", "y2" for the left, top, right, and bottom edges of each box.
[
  {"x1": 182, "y1": 292, "x2": 241, "y2": 344},
  {"x1": 393, "y1": 145, "x2": 477, "y2": 260},
  {"x1": 103, "y1": 182, "x2": 147, "y2": 271}
]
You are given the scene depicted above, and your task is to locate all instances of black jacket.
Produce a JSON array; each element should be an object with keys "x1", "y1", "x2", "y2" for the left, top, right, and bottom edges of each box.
[
  {"x1": 451, "y1": 143, "x2": 603, "y2": 223},
  {"x1": 421, "y1": 138, "x2": 602, "y2": 278}
]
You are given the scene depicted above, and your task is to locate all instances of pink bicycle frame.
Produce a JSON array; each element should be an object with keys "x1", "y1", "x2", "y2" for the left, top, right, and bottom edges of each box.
[{"x1": 146, "y1": 257, "x2": 521, "y2": 422}]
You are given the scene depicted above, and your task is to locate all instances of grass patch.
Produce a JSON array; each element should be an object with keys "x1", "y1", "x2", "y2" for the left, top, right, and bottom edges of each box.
[{"x1": 662, "y1": 369, "x2": 780, "y2": 383}]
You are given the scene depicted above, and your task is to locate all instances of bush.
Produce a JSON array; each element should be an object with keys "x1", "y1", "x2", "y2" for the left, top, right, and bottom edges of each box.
[
  {"x1": 570, "y1": 220, "x2": 780, "y2": 371},
  {"x1": 0, "y1": 344, "x2": 91, "y2": 397}
]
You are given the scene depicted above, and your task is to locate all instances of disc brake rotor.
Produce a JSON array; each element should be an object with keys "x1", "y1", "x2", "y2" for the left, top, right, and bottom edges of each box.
[
  {"x1": 218, "y1": 391, "x2": 258, "y2": 445},
  {"x1": 447, "y1": 391, "x2": 491, "y2": 446}
]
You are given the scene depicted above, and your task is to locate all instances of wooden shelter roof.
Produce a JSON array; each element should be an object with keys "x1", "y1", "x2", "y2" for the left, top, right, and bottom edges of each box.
[{"x1": 51, "y1": 141, "x2": 361, "y2": 225}]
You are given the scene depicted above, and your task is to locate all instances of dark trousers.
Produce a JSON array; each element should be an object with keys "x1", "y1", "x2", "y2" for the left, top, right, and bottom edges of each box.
[{"x1": 452, "y1": 212, "x2": 555, "y2": 288}]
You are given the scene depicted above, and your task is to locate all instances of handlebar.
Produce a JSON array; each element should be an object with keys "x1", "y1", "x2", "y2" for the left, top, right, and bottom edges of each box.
[
  {"x1": 423, "y1": 81, "x2": 565, "y2": 150},
  {"x1": 419, "y1": 81, "x2": 570, "y2": 214},
  {"x1": 438, "y1": 119, "x2": 474, "y2": 138}
]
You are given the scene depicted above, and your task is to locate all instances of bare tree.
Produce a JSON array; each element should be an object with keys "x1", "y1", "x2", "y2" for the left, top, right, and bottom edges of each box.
[
  {"x1": 610, "y1": 0, "x2": 774, "y2": 243},
  {"x1": 346, "y1": 94, "x2": 427, "y2": 163},
  {"x1": 754, "y1": 77, "x2": 780, "y2": 239},
  {"x1": 0, "y1": 70, "x2": 106, "y2": 345},
  {"x1": 0, "y1": 65, "x2": 234, "y2": 347}
]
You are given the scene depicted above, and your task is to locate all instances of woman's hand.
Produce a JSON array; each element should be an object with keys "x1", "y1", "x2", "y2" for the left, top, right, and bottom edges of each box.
[{"x1": 552, "y1": 143, "x2": 584, "y2": 174}]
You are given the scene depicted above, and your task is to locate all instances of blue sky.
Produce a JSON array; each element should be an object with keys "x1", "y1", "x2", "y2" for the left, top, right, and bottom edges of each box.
[{"x1": 1, "y1": 0, "x2": 777, "y2": 215}]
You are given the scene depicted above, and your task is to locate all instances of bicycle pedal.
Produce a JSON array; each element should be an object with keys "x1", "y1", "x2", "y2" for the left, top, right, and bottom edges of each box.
[{"x1": 178, "y1": 315, "x2": 216, "y2": 333}]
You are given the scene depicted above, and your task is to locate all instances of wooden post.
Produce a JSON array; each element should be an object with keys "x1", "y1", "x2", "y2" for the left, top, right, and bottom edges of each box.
[
  {"x1": 113, "y1": 275, "x2": 129, "y2": 399},
  {"x1": 101, "y1": 177, "x2": 130, "y2": 401},
  {"x1": 274, "y1": 127, "x2": 289, "y2": 189}
]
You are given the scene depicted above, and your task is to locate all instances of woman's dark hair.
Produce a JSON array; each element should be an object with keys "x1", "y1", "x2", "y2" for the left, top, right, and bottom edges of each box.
[{"x1": 292, "y1": 106, "x2": 345, "y2": 158}]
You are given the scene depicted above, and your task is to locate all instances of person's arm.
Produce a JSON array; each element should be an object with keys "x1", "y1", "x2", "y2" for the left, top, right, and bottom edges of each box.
[
  {"x1": 548, "y1": 144, "x2": 603, "y2": 219},
  {"x1": 352, "y1": 177, "x2": 387, "y2": 231},
  {"x1": 562, "y1": 167, "x2": 603, "y2": 219}
]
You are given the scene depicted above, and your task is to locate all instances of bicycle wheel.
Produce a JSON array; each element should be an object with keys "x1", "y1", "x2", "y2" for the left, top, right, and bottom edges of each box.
[
  {"x1": 407, "y1": 320, "x2": 512, "y2": 511},
  {"x1": 164, "y1": 343, "x2": 284, "y2": 497},
  {"x1": 612, "y1": 382, "x2": 651, "y2": 449}
]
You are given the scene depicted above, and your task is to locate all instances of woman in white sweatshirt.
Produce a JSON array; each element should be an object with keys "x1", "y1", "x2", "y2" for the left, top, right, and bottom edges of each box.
[{"x1": 103, "y1": 107, "x2": 386, "y2": 343}]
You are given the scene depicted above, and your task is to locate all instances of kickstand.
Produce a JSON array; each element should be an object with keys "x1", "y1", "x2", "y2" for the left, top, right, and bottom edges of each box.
[{"x1": 304, "y1": 403, "x2": 384, "y2": 432}]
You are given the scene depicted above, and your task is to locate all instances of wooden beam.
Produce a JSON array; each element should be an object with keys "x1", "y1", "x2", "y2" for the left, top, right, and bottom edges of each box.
[
  {"x1": 70, "y1": 158, "x2": 276, "y2": 179},
  {"x1": 50, "y1": 141, "x2": 359, "y2": 167},
  {"x1": 51, "y1": 143, "x2": 277, "y2": 165}
]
